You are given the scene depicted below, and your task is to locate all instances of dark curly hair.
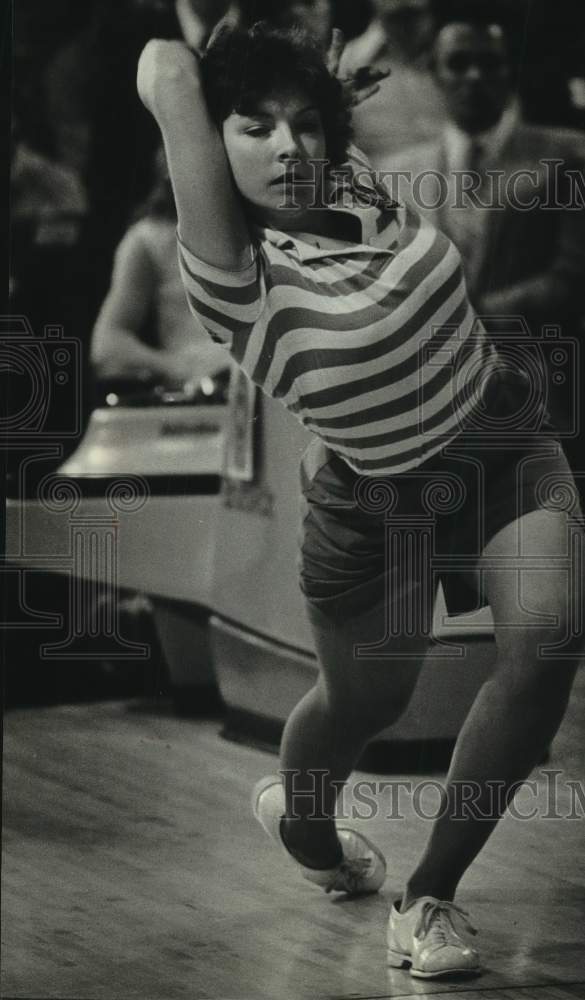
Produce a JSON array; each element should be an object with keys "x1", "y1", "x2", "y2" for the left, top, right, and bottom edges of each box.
[{"x1": 199, "y1": 21, "x2": 353, "y2": 168}]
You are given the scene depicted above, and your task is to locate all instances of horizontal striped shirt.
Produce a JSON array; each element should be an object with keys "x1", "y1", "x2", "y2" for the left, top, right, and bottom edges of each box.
[{"x1": 178, "y1": 148, "x2": 499, "y2": 475}]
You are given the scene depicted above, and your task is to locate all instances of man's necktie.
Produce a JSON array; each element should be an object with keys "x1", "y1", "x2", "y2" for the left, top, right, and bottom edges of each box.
[{"x1": 448, "y1": 137, "x2": 488, "y2": 293}]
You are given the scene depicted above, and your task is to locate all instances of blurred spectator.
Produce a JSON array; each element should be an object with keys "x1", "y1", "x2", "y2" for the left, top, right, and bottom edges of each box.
[
  {"x1": 8, "y1": 116, "x2": 90, "y2": 475},
  {"x1": 90, "y1": 149, "x2": 228, "y2": 394},
  {"x1": 515, "y1": 1, "x2": 585, "y2": 129},
  {"x1": 14, "y1": 0, "x2": 93, "y2": 162},
  {"x1": 350, "y1": 0, "x2": 448, "y2": 163},
  {"x1": 237, "y1": 0, "x2": 334, "y2": 48},
  {"x1": 384, "y1": 10, "x2": 585, "y2": 487},
  {"x1": 42, "y1": 2, "x2": 234, "y2": 320},
  {"x1": 132, "y1": 0, "x2": 235, "y2": 48},
  {"x1": 334, "y1": 0, "x2": 376, "y2": 42},
  {"x1": 41, "y1": 2, "x2": 174, "y2": 323},
  {"x1": 569, "y1": 76, "x2": 585, "y2": 120},
  {"x1": 235, "y1": 1, "x2": 389, "y2": 73},
  {"x1": 10, "y1": 115, "x2": 88, "y2": 327},
  {"x1": 236, "y1": 1, "x2": 375, "y2": 49}
]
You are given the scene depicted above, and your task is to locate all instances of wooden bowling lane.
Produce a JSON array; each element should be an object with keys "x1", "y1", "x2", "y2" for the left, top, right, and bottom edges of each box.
[{"x1": 2, "y1": 674, "x2": 585, "y2": 1000}]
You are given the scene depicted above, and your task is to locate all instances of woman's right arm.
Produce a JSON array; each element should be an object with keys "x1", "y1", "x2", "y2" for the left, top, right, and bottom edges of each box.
[{"x1": 137, "y1": 39, "x2": 252, "y2": 270}]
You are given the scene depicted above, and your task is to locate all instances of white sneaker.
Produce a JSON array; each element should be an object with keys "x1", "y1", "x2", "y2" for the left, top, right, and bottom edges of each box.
[
  {"x1": 252, "y1": 775, "x2": 386, "y2": 895},
  {"x1": 387, "y1": 896, "x2": 481, "y2": 979}
]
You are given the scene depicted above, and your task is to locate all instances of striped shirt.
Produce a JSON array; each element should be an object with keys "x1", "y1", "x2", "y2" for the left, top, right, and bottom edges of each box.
[{"x1": 178, "y1": 148, "x2": 499, "y2": 475}]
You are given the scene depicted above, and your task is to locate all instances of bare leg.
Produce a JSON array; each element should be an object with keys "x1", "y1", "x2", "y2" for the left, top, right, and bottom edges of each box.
[
  {"x1": 404, "y1": 510, "x2": 584, "y2": 905},
  {"x1": 280, "y1": 593, "x2": 429, "y2": 868}
]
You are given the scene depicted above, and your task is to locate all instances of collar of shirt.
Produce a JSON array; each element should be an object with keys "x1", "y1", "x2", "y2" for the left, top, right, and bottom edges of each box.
[
  {"x1": 443, "y1": 98, "x2": 521, "y2": 174},
  {"x1": 253, "y1": 156, "x2": 402, "y2": 263}
]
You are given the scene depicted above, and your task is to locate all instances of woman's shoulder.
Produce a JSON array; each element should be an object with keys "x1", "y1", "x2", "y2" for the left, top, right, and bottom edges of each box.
[
  {"x1": 122, "y1": 216, "x2": 177, "y2": 264},
  {"x1": 129, "y1": 215, "x2": 176, "y2": 244}
]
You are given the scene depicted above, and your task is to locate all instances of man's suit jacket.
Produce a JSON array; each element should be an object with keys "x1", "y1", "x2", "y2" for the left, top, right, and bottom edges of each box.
[
  {"x1": 381, "y1": 123, "x2": 585, "y2": 333},
  {"x1": 382, "y1": 122, "x2": 585, "y2": 464}
]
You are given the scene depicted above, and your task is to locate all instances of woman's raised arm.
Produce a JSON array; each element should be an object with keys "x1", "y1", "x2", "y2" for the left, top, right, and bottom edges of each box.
[{"x1": 137, "y1": 40, "x2": 252, "y2": 271}]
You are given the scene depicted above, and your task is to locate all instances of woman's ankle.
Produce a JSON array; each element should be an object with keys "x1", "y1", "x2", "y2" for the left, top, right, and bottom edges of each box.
[
  {"x1": 402, "y1": 879, "x2": 456, "y2": 910},
  {"x1": 280, "y1": 816, "x2": 343, "y2": 870}
]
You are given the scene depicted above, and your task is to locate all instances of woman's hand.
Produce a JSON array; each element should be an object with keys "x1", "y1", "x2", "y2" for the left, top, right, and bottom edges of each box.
[
  {"x1": 137, "y1": 39, "x2": 200, "y2": 122},
  {"x1": 327, "y1": 28, "x2": 390, "y2": 108}
]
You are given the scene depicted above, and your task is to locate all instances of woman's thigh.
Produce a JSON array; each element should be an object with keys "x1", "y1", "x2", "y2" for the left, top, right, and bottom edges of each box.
[
  {"x1": 478, "y1": 508, "x2": 585, "y2": 668},
  {"x1": 299, "y1": 446, "x2": 442, "y2": 719},
  {"x1": 305, "y1": 588, "x2": 434, "y2": 723}
]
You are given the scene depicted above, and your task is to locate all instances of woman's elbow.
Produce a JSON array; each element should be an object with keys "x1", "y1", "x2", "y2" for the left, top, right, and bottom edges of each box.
[
  {"x1": 89, "y1": 341, "x2": 110, "y2": 378},
  {"x1": 89, "y1": 323, "x2": 118, "y2": 377}
]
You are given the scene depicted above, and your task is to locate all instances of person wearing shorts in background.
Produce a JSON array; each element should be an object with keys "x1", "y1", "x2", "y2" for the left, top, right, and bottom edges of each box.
[{"x1": 137, "y1": 21, "x2": 585, "y2": 980}]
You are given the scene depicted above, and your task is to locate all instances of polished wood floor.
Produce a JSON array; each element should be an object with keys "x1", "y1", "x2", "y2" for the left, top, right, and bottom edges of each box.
[{"x1": 2, "y1": 669, "x2": 585, "y2": 1000}]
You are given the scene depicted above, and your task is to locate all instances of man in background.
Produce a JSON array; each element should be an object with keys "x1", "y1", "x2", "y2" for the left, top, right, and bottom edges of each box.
[{"x1": 383, "y1": 7, "x2": 585, "y2": 489}]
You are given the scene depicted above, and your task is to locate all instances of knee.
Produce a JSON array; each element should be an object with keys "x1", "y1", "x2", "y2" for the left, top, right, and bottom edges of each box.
[
  {"x1": 495, "y1": 620, "x2": 583, "y2": 695},
  {"x1": 509, "y1": 612, "x2": 584, "y2": 658},
  {"x1": 322, "y1": 681, "x2": 412, "y2": 739}
]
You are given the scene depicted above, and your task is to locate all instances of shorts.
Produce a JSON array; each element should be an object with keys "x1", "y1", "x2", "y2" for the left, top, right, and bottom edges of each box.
[{"x1": 298, "y1": 367, "x2": 584, "y2": 620}]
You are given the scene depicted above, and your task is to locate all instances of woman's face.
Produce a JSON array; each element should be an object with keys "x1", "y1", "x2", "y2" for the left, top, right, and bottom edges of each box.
[{"x1": 222, "y1": 89, "x2": 327, "y2": 228}]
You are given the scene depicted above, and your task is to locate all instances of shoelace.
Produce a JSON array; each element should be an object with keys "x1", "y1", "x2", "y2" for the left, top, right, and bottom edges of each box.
[
  {"x1": 324, "y1": 856, "x2": 372, "y2": 894},
  {"x1": 414, "y1": 900, "x2": 477, "y2": 947}
]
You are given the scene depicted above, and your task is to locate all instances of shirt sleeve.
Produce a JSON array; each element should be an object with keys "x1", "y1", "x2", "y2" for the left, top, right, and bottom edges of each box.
[{"x1": 177, "y1": 233, "x2": 266, "y2": 350}]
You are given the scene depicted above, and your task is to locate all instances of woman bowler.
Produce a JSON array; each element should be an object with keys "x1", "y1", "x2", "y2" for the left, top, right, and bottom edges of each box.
[{"x1": 137, "y1": 22, "x2": 584, "y2": 979}]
